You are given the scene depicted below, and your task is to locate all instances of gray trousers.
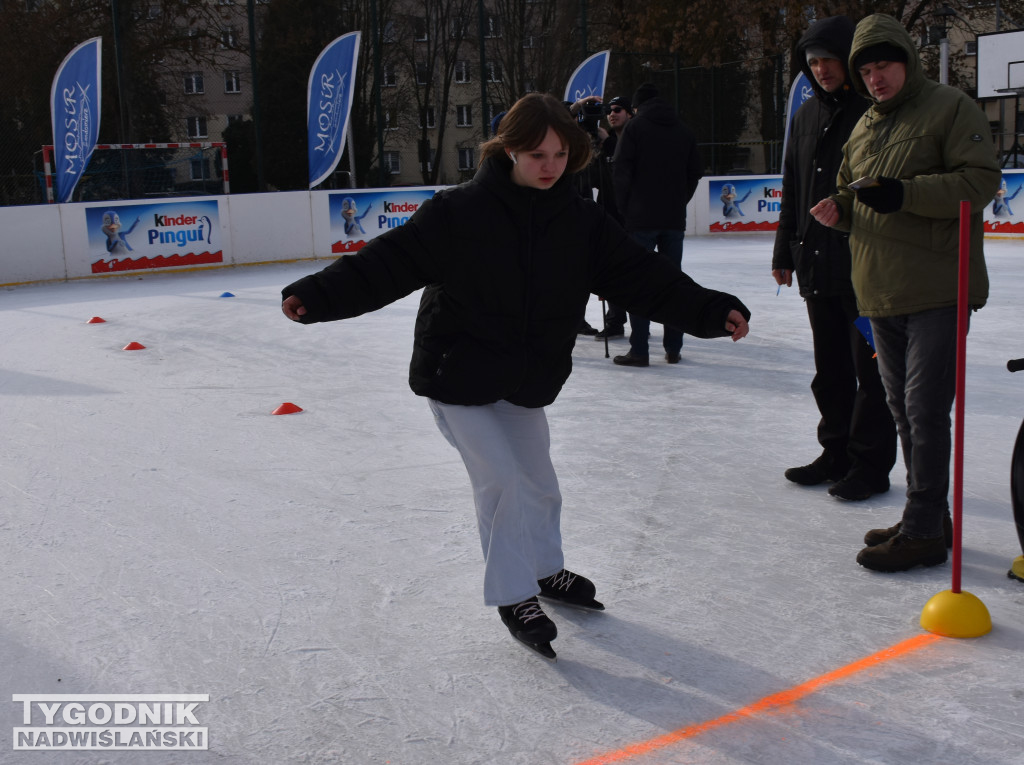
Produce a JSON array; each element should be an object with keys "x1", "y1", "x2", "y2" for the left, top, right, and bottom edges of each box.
[
  {"x1": 870, "y1": 307, "x2": 961, "y2": 539},
  {"x1": 428, "y1": 399, "x2": 564, "y2": 607}
]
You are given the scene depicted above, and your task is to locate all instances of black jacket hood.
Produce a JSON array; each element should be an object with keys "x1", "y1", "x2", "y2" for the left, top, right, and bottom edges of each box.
[
  {"x1": 795, "y1": 15, "x2": 857, "y2": 102},
  {"x1": 635, "y1": 97, "x2": 680, "y2": 127}
]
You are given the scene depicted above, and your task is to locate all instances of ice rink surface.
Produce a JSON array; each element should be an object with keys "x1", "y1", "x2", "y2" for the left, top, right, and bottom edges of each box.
[{"x1": 2, "y1": 233, "x2": 1023, "y2": 764}]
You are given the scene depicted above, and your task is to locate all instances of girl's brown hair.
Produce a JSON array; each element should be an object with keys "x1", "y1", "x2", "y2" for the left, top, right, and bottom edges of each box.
[{"x1": 479, "y1": 93, "x2": 592, "y2": 175}]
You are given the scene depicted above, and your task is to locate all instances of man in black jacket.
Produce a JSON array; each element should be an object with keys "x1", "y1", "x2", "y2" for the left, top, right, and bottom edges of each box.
[
  {"x1": 772, "y1": 15, "x2": 896, "y2": 501},
  {"x1": 611, "y1": 83, "x2": 703, "y2": 366},
  {"x1": 595, "y1": 95, "x2": 633, "y2": 340}
]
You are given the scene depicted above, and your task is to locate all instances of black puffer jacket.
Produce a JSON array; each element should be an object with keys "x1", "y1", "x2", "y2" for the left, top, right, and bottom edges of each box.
[
  {"x1": 772, "y1": 15, "x2": 869, "y2": 300},
  {"x1": 283, "y1": 155, "x2": 750, "y2": 408},
  {"x1": 612, "y1": 97, "x2": 702, "y2": 231}
]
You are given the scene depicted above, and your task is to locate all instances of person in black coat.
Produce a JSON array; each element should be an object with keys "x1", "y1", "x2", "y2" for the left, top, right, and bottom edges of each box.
[
  {"x1": 771, "y1": 15, "x2": 896, "y2": 502},
  {"x1": 595, "y1": 95, "x2": 634, "y2": 339},
  {"x1": 612, "y1": 83, "x2": 704, "y2": 366},
  {"x1": 282, "y1": 93, "x2": 750, "y2": 658}
]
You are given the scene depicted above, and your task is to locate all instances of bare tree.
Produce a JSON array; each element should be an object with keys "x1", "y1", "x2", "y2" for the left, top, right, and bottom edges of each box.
[
  {"x1": 388, "y1": 0, "x2": 476, "y2": 184},
  {"x1": 484, "y1": 0, "x2": 585, "y2": 104}
]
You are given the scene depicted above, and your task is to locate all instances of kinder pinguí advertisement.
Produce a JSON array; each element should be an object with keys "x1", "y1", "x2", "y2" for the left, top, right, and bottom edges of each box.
[{"x1": 86, "y1": 200, "x2": 222, "y2": 274}]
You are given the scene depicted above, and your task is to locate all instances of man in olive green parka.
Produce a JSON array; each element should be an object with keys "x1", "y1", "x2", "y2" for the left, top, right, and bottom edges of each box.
[{"x1": 811, "y1": 13, "x2": 1001, "y2": 572}]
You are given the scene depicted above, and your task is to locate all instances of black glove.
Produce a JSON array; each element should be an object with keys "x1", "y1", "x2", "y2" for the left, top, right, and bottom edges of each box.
[{"x1": 855, "y1": 176, "x2": 904, "y2": 214}]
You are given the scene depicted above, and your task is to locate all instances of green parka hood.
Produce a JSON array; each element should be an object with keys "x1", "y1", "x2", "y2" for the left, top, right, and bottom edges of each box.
[{"x1": 849, "y1": 14, "x2": 926, "y2": 113}]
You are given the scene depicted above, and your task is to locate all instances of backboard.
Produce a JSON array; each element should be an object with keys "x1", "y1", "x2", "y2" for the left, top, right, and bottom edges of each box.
[{"x1": 976, "y1": 29, "x2": 1024, "y2": 98}]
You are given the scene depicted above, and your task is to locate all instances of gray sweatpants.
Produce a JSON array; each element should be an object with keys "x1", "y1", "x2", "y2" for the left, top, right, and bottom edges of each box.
[{"x1": 428, "y1": 399, "x2": 564, "y2": 607}]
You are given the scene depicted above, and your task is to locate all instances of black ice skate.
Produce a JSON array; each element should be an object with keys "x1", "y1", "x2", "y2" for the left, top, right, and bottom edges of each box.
[
  {"x1": 538, "y1": 569, "x2": 605, "y2": 611},
  {"x1": 498, "y1": 597, "x2": 557, "y2": 660}
]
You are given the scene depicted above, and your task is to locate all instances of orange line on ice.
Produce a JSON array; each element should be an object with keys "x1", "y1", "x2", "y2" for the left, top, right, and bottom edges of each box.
[{"x1": 574, "y1": 633, "x2": 942, "y2": 765}]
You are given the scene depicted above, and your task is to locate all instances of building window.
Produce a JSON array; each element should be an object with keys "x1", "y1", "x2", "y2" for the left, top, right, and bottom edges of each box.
[
  {"x1": 484, "y1": 14, "x2": 501, "y2": 38},
  {"x1": 220, "y1": 27, "x2": 238, "y2": 49},
  {"x1": 965, "y1": 40, "x2": 978, "y2": 56},
  {"x1": 413, "y1": 17, "x2": 428, "y2": 41},
  {"x1": 383, "y1": 151, "x2": 401, "y2": 174},
  {"x1": 416, "y1": 62, "x2": 430, "y2": 85},
  {"x1": 224, "y1": 71, "x2": 241, "y2": 94},
  {"x1": 382, "y1": 62, "x2": 397, "y2": 87},
  {"x1": 450, "y1": 16, "x2": 468, "y2": 38},
  {"x1": 420, "y1": 146, "x2": 436, "y2": 173},
  {"x1": 183, "y1": 72, "x2": 204, "y2": 94},
  {"x1": 486, "y1": 61, "x2": 503, "y2": 83},
  {"x1": 458, "y1": 147, "x2": 474, "y2": 170},
  {"x1": 191, "y1": 158, "x2": 211, "y2": 181},
  {"x1": 227, "y1": 114, "x2": 244, "y2": 124},
  {"x1": 383, "y1": 20, "x2": 396, "y2": 44},
  {"x1": 456, "y1": 104, "x2": 472, "y2": 127},
  {"x1": 419, "y1": 107, "x2": 437, "y2": 129},
  {"x1": 186, "y1": 116, "x2": 208, "y2": 138},
  {"x1": 184, "y1": 28, "x2": 200, "y2": 53},
  {"x1": 483, "y1": 102, "x2": 503, "y2": 127},
  {"x1": 384, "y1": 110, "x2": 398, "y2": 131},
  {"x1": 454, "y1": 60, "x2": 470, "y2": 83}
]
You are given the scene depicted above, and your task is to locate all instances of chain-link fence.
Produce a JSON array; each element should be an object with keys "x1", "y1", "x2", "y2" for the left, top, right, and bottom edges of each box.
[
  {"x1": 29, "y1": 144, "x2": 227, "y2": 204},
  {"x1": 1, "y1": 147, "x2": 44, "y2": 207},
  {"x1": 605, "y1": 52, "x2": 788, "y2": 177}
]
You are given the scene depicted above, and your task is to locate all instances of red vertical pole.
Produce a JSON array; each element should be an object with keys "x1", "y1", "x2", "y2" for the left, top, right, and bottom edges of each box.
[
  {"x1": 951, "y1": 200, "x2": 971, "y2": 594},
  {"x1": 220, "y1": 144, "x2": 230, "y2": 194},
  {"x1": 42, "y1": 145, "x2": 54, "y2": 203}
]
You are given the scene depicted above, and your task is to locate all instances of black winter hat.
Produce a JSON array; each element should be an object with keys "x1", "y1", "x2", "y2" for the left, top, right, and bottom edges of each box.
[
  {"x1": 852, "y1": 43, "x2": 908, "y2": 71},
  {"x1": 632, "y1": 82, "x2": 658, "y2": 107},
  {"x1": 607, "y1": 96, "x2": 632, "y2": 114}
]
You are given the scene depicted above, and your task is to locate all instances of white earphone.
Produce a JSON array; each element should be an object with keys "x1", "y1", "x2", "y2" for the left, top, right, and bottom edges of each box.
[{"x1": 509, "y1": 151, "x2": 517, "y2": 165}]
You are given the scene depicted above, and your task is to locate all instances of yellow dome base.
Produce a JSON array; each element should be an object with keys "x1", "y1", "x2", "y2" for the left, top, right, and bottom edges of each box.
[
  {"x1": 920, "y1": 590, "x2": 992, "y2": 638},
  {"x1": 1009, "y1": 555, "x2": 1024, "y2": 583}
]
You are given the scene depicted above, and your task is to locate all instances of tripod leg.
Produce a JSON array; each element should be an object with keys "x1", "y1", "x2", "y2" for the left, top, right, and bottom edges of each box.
[{"x1": 601, "y1": 299, "x2": 609, "y2": 358}]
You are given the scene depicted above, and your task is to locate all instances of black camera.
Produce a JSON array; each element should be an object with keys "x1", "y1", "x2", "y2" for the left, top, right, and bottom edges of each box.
[{"x1": 579, "y1": 102, "x2": 607, "y2": 135}]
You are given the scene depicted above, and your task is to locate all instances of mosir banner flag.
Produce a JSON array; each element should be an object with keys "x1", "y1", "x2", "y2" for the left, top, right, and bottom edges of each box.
[
  {"x1": 51, "y1": 37, "x2": 102, "y2": 204},
  {"x1": 564, "y1": 50, "x2": 610, "y2": 102},
  {"x1": 308, "y1": 31, "x2": 361, "y2": 189},
  {"x1": 780, "y1": 71, "x2": 813, "y2": 162}
]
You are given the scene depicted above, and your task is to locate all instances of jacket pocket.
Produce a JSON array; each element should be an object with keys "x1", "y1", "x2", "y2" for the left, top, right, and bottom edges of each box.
[
  {"x1": 788, "y1": 239, "x2": 803, "y2": 266},
  {"x1": 417, "y1": 336, "x2": 522, "y2": 405}
]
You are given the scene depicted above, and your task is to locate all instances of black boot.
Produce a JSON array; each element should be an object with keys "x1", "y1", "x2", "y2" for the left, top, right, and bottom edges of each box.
[
  {"x1": 829, "y1": 473, "x2": 890, "y2": 501},
  {"x1": 538, "y1": 569, "x2": 604, "y2": 610},
  {"x1": 863, "y1": 515, "x2": 954, "y2": 548},
  {"x1": 784, "y1": 454, "x2": 845, "y2": 486},
  {"x1": 856, "y1": 533, "x2": 948, "y2": 572},
  {"x1": 612, "y1": 352, "x2": 649, "y2": 367},
  {"x1": 595, "y1": 326, "x2": 624, "y2": 340}
]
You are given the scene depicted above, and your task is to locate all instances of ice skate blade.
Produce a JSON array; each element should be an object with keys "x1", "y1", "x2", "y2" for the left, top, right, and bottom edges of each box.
[
  {"x1": 539, "y1": 595, "x2": 605, "y2": 612},
  {"x1": 513, "y1": 635, "x2": 557, "y2": 661}
]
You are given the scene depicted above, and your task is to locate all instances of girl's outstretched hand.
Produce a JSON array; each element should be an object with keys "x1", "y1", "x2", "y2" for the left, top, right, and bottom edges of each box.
[
  {"x1": 725, "y1": 309, "x2": 749, "y2": 341},
  {"x1": 282, "y1": 295, "x2": 307, "y2": 321}
]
